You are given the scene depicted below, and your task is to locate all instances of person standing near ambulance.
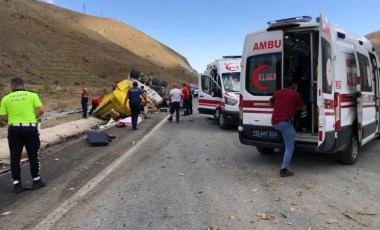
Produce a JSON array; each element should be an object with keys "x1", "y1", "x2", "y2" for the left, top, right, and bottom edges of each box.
[
  {"x1": 168, "y1": 83, "x2": 183, "y2": 123},
  {"x1": 270, "y1": 86, "x2": 307, "y2": 177},
  {"x1": 0, "y1": 78, "x2": 47, "y2": 193},
  {"x1": 182, "y1": 83, "x2": 190, "y2": 116},
  {"x1": 187, "y1": 82, "x2": 193, "y2": 115}
]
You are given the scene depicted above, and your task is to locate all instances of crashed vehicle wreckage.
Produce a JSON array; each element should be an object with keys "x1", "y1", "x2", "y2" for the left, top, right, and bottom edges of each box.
[{"x1": 93, "y1": 79, "x2": 164, "y2": 120}]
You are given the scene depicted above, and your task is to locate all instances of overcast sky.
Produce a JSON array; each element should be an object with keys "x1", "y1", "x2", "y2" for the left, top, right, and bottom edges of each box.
[{"x1": 40, "y1": 0, "x2": 380, "y2": 73}]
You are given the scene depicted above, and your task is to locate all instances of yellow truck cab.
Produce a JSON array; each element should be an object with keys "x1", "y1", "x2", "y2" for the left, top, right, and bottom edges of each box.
[{"x1": 238, "y1": 15, "x2": 380, "y2": 164}]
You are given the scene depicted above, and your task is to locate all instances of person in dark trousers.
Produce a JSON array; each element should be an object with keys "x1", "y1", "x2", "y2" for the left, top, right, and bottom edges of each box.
[
  {"x1": 0, "y1": 77, "x2": 47, "y2": 193},
  {"x1": 182, "y1": 83, "x2": 190, "y2": 116},
  {"x1": 126, "y1": 81, "x2": 144, "y2": 130},
  {"x1": 81, "y1": 88, "x2": 89, "y2": 119},
  {"x1": 270, "y1": 86, "x2": 307, "y2": 177},
  {"x1": 187, "y1": 82, "x2": 193, "y2": 115},
  {"x1": 168, "y1": 83, "x2": 183, "y2": 123},
  {"x1": 89, "y1": 96, "x2": 103, "y2": 115}
]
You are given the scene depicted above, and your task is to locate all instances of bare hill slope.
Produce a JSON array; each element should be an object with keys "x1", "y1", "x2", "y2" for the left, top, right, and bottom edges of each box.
[
  {"x1": 366, "y1": 31, "x2": 380, "y2": 57},
  {"x1": 0, "y1": 0, "x2": 197, "y2": 111}
]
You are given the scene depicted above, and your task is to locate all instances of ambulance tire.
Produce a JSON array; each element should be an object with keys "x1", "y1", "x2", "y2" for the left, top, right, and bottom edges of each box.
[
  {"x1": 256, "y1": 147, "x2": 275, "y2": 154},
  {"x1": 214, "y1": 109, "x2": 228, "y2": 129},
  {"x1": 337, "y1": 129, "x2": 358, "y2": 165}
]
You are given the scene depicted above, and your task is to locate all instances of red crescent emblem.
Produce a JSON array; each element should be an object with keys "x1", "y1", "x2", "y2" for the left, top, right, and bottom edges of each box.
[{"x1": 252, "y1": 64, "x2": 271, "y2": 90}]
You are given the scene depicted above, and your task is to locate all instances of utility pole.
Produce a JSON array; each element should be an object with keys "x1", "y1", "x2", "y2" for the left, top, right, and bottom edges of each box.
[{"x1": 83, "y1": 3, "x2": 86, "y2": 14}]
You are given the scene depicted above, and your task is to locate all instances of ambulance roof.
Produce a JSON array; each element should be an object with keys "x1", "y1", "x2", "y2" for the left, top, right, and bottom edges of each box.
[{"x1": 246, "y1": 16, "x2": 374, "y2": 52}]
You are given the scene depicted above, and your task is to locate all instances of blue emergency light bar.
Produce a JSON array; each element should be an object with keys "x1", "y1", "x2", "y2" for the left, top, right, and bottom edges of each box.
[{"x1": 267, "y1": 16, "x2": 312, "y2": 26}]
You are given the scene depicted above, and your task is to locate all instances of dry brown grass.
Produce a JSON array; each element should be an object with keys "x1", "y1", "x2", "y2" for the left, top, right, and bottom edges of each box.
[{"x1": 0, "y1": 0, "x2": 198, "y2": 111}]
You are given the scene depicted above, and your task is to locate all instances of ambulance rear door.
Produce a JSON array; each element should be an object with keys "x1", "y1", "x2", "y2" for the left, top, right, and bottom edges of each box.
[
  {"x1": 354, "y1": 45, "x2": 377, "y2": 145},
  {"x1": 317, "y1": 14, "x2": 336, "y2": 152},
  {"x1": 198, "y1": 73, "x2": 222, "y2": 118},
  {"x1": 368, "y1": 53, "x2": 380, "y2": 134}
]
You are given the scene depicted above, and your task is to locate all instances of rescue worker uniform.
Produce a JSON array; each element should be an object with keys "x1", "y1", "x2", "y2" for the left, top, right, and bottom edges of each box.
[
  {"x1": 0, "y1": 88, "x2": 46, "y2": 192},
  {"x1": 127, "y1": 84, "x2": 143, "y2": 130}
]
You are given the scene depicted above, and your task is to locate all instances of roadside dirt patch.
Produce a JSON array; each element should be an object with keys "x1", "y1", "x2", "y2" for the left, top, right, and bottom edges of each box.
[{"x1": 0, "y1": 112, "x2": 83, "y2": 139}]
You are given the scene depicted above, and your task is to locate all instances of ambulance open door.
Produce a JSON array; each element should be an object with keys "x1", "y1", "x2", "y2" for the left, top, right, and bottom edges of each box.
[
  {"x1": 197, "y1": 73, "x2": 222, "y2": 118},
  {"x1": 368, "y1": 53, "x2": 380, "y2": 135},
  {"x1": 317, "y1": 14, "x2": 336, "y2": 152},
  {"x1": 354, "y1": 45, "x2": 378, "y2": 145}
]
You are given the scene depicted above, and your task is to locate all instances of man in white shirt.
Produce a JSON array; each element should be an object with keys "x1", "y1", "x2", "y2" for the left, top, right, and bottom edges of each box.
[{"x1": 168, "y1": 83, "x2": 183, "y2": 123}]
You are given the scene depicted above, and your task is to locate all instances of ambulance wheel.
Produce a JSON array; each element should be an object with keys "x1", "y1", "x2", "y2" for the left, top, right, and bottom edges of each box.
[
  {"x1": 338, "y1": 130, "x2": 358, "y2": 165},
  {"x1": 257, "y1": 147, "x2": 274, "y2": 154},
  {"x1": 214, "y1": 109, "x2": 227, "y2": 129}
]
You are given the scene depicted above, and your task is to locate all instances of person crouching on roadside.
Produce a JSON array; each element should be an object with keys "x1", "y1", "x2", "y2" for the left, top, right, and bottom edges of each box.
[
  {"x1": 0, "y1": 77, "x2": 47, "y2": 193},
  {"x1": 89, "y1": 96, "x2": 103, "y2": 115}
]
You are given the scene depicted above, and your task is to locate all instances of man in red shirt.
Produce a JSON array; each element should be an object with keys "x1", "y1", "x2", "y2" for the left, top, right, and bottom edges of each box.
[
  {"x1": 182, "y1": 83, "x2": 190, "y2": 116},
  {"x1": 89, "y1": 96, "x2": 103, "y2": 115},
  {"x1": 270, "y1": 87, "x2": 307, "y2": 177}
]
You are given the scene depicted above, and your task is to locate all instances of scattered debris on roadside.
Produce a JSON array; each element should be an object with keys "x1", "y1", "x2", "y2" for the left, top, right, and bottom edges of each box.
[
  {"x1": 357, "y1": 210, "x2": 377, "y2": 216},
  {"x1": 0, "y1": 211, "x2": 11, "y2": 216},
  {"x1": 256, "y1": 212, "x2": 273, "y2": 220},
  {"x1": 204, "y1": 224, "x2": 219, "y2": 230},
  {"x1": 229, "y1": 211, "x2": 237, "y2": 220},
  {"x1": 342, "y1": 211, "x2": 368, "y2": 227}
]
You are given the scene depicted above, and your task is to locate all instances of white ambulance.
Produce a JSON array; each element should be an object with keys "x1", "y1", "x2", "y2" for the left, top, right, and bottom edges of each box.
[
  {"x1": 238, "y1": 15, "x2": 380, "y2": 164},
  {"x1": 198, "y1": 56, "x2": 241, "y2": 129}
]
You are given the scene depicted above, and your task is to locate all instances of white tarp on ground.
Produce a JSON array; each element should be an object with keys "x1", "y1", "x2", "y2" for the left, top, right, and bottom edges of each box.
[{"x1": 118, "y1": 116, "x2": 143, "y2": 127}]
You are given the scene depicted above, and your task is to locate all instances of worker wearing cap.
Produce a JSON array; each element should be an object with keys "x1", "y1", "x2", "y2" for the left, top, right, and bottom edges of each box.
[{"x1": 0, "y1": 77, "x2": 47, "y2": 193}]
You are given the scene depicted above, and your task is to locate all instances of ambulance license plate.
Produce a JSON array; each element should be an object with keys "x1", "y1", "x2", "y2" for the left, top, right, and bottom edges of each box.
[{"x1": 252, "y1": 129, "x2": 278, "y2": 139}]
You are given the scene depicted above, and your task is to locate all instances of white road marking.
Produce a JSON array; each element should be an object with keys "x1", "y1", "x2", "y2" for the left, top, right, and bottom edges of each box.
[{"x1": 33, "y1": 116, "x2": 168, "y2": 230}]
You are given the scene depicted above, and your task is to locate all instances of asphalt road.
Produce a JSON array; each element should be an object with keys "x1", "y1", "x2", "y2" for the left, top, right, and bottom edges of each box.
[{"x1": 0, "y1": 101, "x2": 379, "y2": 230}]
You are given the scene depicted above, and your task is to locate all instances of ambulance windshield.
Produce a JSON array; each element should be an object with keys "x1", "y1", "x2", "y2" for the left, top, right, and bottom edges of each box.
[{"x1": 221, "y1": 72, "x2": 240, "y2": 92}]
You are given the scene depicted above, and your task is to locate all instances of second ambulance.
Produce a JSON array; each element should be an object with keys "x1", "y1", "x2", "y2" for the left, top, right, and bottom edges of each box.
[{"x1": 198, "y1": 56, "x2": 241, "y2": 129}]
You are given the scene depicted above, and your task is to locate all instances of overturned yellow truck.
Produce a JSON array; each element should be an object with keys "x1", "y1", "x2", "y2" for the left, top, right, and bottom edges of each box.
[{"x1": 93, "y1": 80, "x2": 163, "y2": 120}]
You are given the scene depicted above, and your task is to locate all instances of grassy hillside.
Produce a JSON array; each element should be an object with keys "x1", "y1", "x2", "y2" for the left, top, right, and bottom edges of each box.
[{"x1": 0, "y1": 0, "x2": 197, "y2": 111}]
